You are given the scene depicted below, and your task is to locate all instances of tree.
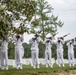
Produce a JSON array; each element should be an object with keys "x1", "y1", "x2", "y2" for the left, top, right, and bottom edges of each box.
[
  {"x1": 23, "y1": 43, "x2": 31, "y2": 58},
  {"x1": 30, "y1": 0, "x2": 63, "y2": 40},
  {"x1": 0, "y1": 0, "x2": 36, "y2": 39},
  {"x1": 39, "y1": 42, "x2": 45, "y2": 58},
  {"x1": 8, "y1": 41, "x2": 15, "y2": 59}
]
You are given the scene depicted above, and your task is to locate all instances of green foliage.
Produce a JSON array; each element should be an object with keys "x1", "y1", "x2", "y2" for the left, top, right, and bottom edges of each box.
[
  {"x1": 0, "y1": 0, "x2": 36, "y2": 38},
  {"x1": 39, "y1": 42, "x2": 45, "y2": 58},
  {"x1": 8, "y1": 41, "x2": 15, "y2": 59},
  {"x1": 74, "y1": 45, "x2": 76, "y2": 58},
  {"x1": 63, "y1": 43, "x2": 68, "y2": 59},
  {"x1": 30, "y1": 0, "x2": 64, "y2": 40},
  {"x1": 0, "y1": 0, "x2": 64, "y2": 40},
  {"x1": 23, "y1": 43, "x2": 31, "y2": 58},
  {"x1": 13, "y1": 23, "x2": 29, "y2": 34},
  {"x1": 0, "y1": 0, "x2": 36, "y2": 21},
  {"x1": 0, "y1": 7, "x2": 13, "y2": 39},
  {"x1": 51, "y1": 43, "x2": 57, "y2": 59}
]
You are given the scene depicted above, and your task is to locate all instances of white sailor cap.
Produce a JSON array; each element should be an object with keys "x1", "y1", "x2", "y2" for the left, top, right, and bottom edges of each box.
[{"x1": 46, "y1": 33, "x2": 52, "y2": 38}]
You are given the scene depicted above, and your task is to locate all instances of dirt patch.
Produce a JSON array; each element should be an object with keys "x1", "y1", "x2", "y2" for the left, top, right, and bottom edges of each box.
[
  {"x1": 38, "y1": 70, "x2": 76, "y2": 75},
  {"x1": 39, "y1": 72, "x2": 76, "y2": 75},
  {"x1": 69, "y1": 70, "x2": 76, "y2": 75}
]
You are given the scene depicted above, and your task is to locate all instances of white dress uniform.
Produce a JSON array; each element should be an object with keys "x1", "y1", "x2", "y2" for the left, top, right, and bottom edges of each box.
[
  {"x1": 29, "y1": 36, "x2": 41, "y2": 69},
  {"x1": 67, "y1": 41, "x2": 75, "y2": 67},
  {"x1": 0, "y1": 41, "x2": 2, "y2": 68},
  {"x1": 44, "y1": 38, "x2": 53, "y2": 68},
  {"x1": 56, "y1": 38, "x2": 64, "y2": 67},
  {"x1": 0, "y1": 39, "x2": 9, "y2": 70},
  {"x1": 13, "y1": 34, "x2": 24, "y2": 69}
]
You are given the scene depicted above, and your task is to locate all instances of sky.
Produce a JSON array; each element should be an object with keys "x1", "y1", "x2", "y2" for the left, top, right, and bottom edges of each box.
[
  {"x1": 24, "y1": 0, "x2": 76, "y2": 43},
  {"x1": 46, "y1": 0, "x2": 76, "y2": 40}
]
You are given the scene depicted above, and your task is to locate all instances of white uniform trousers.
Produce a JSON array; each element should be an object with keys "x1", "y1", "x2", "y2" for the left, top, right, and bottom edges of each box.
[
  {"x1": 57, "y1": 50, "x2": 64, "y2": 66},
  {"x1": 1, "y1": 49, "x2": 8, "y2": 68},
  {"x1": 15, "y1": 46, "x2": 23, "y2": 69},
  {"x1": 68, "y1": 51, "x2": 74, "y2": 66},
  {"x1": 31, "y1": 50, "x2": 39, "y2": 68},
  {"x1": 45, "y1": 49, "x2": 52, "y2": 67}
]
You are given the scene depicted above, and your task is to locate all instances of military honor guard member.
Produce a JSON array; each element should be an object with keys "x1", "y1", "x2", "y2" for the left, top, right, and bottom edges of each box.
[{"x1": 13, "y1": 34, "x2": 24, "y2": 69}]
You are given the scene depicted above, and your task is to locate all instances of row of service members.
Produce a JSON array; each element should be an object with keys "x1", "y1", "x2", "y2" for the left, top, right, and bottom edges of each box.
[
  {"x1": 29, "y1": 35, "x2": 76, "y2": 69},
  {"x1": 0, "y1": 34, "x2": 76, "y2": 70}
]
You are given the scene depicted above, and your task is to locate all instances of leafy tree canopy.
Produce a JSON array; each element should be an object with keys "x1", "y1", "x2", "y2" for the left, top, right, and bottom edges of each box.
[
  {"x1": 0, "y1": 0, "x2": 36, "y2": 38},
  {"x1": 30, "y1": 0, "x2": 64, "y2": 40}
]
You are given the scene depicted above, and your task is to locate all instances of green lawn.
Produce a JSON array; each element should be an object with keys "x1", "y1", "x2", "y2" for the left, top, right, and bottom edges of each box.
[{"x1": 0, "y1": 64, "x2": 76, "y2": 75}]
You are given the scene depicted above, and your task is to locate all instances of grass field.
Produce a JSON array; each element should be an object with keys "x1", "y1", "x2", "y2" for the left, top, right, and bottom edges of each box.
[{"x1": 0, "y1": 64, "x2": 76, "y2": 75}]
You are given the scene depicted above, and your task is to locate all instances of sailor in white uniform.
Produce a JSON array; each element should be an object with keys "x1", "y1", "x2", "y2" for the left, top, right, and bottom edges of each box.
[
  {"x1": 13, "y1": 34, "x2": 24, "y2": 69},
  {"x1": 0, "y1": 36, "x2": 9, "y2": 70},
  {"x1": 67, "y1": 39, "x2": 75, "y2": 67},
  {"x1": 44, "y1": 36, "x2": 53, "y2": 68},
  {"x1": 56, "y1": 37, "x2": 64, "y2": 67},
  {"x1": 29, "y1": 34, "x2": 41, "y2": 69}
]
